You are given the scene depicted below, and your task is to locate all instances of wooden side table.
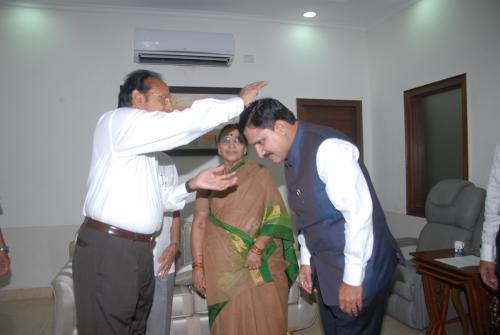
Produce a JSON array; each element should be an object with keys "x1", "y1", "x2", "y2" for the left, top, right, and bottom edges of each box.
[{"x1": 410, "y1": 249, "x2": 491, "y2": 334}]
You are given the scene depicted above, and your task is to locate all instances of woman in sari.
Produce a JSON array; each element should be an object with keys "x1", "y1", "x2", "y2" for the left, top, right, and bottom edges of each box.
[{"x1": 191, "y1": 124, "x2": 298, "y2": 335}]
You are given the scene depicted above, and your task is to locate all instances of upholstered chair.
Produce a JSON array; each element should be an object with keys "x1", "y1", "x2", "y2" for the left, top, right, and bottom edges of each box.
[{"x1": 386, "y1": 179, "x2": 486, "y2": 329}]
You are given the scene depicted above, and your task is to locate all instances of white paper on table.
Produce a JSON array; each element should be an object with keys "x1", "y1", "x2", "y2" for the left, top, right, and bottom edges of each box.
[{"x1": 436, "y1": 255, "x2": 480, "y2": 268}]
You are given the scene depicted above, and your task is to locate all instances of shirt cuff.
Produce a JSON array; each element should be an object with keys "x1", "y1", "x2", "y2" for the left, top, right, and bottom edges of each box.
[
  {"x1": 163, "y1": 184, "x2": 189, "y2": 212},
  {"x1": 480, "y1": 243, "x2": 497, "y2": 263},
  {"x1": 343, "y1": 263, "x2": 364, "y2": 286},
  {"x1": 297, "y1": 234, "x2": 311, "y2": 265}
]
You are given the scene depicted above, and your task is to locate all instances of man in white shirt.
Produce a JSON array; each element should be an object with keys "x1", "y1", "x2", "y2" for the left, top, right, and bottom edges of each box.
[
  {"x1": 73, "y1": 69, "x2": 266, "y2": 335},
  {"x1": 240, "y1": 98, "x2": 403, "y2": 335},
  {"x1": 480, "y1": 141, "x2": 500, "y2": 291},
  {"x1": 146, "y1": 153, "x2": 181, "y2": 335},
  {"x1": 146, "y1": 152, "x2": 181, "y2": 335}
]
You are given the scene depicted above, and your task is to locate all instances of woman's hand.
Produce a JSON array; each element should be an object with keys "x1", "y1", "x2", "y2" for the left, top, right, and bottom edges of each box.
[
  {"x1": 245, "y1": 250, "x2": 262, "y2": 270},
  {"x1": 192, "y1": 267, "x2": 206, "y2": 296}
]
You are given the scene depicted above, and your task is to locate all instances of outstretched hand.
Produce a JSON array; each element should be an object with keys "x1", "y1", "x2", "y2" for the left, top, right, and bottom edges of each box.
[
  {"x1": 240, "y1": 81, "x2": 268, "y2": 106},
  {"x1": 189, "y1": 165, "x2": 238, "y2": 192}
]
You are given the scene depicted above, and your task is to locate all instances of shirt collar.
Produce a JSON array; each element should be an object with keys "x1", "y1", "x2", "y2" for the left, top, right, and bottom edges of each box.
[{"x1": 284, "y1": 122, "x2": 304, "y2": 169}]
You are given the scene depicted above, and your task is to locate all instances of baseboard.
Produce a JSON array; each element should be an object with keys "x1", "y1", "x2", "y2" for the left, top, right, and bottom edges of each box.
[{"x1": 0, "y1": 286, "x2": 53, "y2": 301}]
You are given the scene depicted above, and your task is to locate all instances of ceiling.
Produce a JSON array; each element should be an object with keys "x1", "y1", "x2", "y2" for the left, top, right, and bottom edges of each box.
[{"x1": 10, "y1": 0, "x2": 418, "y2": 30}]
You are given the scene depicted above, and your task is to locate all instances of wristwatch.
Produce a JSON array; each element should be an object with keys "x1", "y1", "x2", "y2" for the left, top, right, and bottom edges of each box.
[{"x1": 0, "y1": 246, "x2": 9, "y2": 253}]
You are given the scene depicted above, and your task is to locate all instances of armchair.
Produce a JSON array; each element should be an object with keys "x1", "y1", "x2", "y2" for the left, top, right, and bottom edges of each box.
[
  {"x1": 51, "y1": 239, "x2": 77, "y2": 335},
  {"x1": 386, "y1": 179, "x2": 486, "y2": 329}
]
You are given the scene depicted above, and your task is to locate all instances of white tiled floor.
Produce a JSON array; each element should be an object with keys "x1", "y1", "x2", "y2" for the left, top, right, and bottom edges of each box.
[{"x1": 0, "y1": 297, "x2": 465, "y2": 335}]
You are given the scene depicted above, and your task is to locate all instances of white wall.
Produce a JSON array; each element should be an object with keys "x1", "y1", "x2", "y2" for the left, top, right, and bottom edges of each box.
[
  {"x1": 1, "y1": 0, "x2": 499, "y2": 290},
  {"x1": 367, "y1": 0, "x2": 500, "y2": 213},
  {"x1": 0, "y1": 4, "x2": 368, "y2": 289}
]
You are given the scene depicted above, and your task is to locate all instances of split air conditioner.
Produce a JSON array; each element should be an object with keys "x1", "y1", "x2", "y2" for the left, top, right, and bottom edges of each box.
[{"x1": 134, "y1": 29, "x2": 234, "y2": 66}]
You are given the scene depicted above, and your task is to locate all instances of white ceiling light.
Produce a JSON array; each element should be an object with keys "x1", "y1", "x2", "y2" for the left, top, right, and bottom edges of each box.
[{"x1": 303, "y1": 11, "x2": 317, "y2": 18}]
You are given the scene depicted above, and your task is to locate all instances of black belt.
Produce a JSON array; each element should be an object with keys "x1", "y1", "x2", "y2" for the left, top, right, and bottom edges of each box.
[{"x1": 85, "y1": 217, "x2": 154, "y2": 242}]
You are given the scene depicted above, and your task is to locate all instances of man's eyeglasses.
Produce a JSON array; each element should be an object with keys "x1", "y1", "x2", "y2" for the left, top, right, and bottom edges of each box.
[{"x1": 220, "y1": 136, "x2": 244, "y2": 145}]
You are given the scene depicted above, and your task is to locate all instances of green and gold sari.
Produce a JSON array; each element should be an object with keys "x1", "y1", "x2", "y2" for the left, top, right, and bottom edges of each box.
[{"x1": 196, "y1": 160, "x2": 298, "y2": 335}]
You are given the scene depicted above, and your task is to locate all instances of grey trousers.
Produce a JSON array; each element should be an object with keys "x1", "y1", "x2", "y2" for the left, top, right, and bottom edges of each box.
[
  {"x1": 73, "y1": 223, "x2": 155, "y2": 335},
  {"x1": 146, "y1": 273, "x2": 175, "y2": 335}
]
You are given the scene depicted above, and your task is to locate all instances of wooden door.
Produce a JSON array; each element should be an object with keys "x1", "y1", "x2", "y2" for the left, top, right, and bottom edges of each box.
[{"x1": 296, "y1": 99, "x2": 363, "y2": 155}]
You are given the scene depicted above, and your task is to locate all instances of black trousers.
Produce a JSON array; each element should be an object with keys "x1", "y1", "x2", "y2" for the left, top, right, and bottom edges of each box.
[
  {"x1": 73, "y1": 223, "x2": 154, "y2": 335},
  {"x1": 314, "y1": 273, "x2": 391, "y2": 335}
]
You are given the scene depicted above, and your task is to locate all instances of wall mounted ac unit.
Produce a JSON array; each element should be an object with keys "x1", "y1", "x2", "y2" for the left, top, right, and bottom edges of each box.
[{"x1": 134, "y1": 29, "x2": 234, "y2": 66}]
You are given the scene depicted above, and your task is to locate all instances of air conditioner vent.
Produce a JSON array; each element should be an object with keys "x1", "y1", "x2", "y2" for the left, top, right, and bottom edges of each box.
[
  {"x1": 134, "y1": 29, "x2": 234, "y2": 67},
  {"x1": 136, "y1": 51, "x2": 233, "y2": 66}
]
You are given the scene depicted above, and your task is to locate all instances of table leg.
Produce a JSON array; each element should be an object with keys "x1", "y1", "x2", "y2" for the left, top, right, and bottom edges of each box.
[
  {"x1": 422, "y1": 274, "x2": 450, "y2": 335},
  {"x1": 463, "y1": 277, "x2": 490, "y2": 335},
  {"x1": 450, "y1": 288, "x2": 468, "y2": 335}
]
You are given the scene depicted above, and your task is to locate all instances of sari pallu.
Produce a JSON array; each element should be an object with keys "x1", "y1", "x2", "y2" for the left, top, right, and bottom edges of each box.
[{"x1": 196, "y1": 160, "x2": 298, "y2": 334}]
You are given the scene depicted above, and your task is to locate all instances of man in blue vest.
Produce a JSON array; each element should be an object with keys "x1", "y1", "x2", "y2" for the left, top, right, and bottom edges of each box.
[{"x1": 239, "y1": 98, "x2": 403, "y2": 334}]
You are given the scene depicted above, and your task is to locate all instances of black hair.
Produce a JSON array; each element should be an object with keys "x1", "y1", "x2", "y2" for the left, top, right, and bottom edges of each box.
[
  {"x1": 216, "y1": 123, "x2": 248, "y2": 147},
  {"x1": 238, "y1": 98, "x2": 296, "y2": 132},
  {"x1": 117, "y1": 69, "x2": 163, "y2": 108}
]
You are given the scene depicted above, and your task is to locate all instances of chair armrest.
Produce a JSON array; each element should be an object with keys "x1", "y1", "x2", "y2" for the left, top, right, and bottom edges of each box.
[
  {"x1": 397, "y1": 237, "x2": 418, "y2": 248},
  {"x1": 288, "y1": 287, "x2": 318, "y2": 332},
  {"x1": 175, "y1": 264, "x2": 193, "y2": 286}
]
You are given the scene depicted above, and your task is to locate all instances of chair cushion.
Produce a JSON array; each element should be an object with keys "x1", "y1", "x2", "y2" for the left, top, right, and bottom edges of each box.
[
  {"x1": 426, "y1": 180, "x2": 484, "y2": 230},
  {"x1": 386, "y1": 293, "x2": 421, "y2": 329},
  {"x1": 427, "y1": 180, "x2": 470, "y2": 207},
  {"x1": 171, "y1": 286, "x2": 194, "y2": 318},
  {"x1": 193, "y1": 291, "x2": 208, "y2": 314},
  {"x1": 417, "y1": 223, "x2": 472, "y2": 251},
  {"x1": 391, "y1": 264, "x2": 418, "y2": 301},
  {"x1": 288, "y1": 281, "x2": 300, "y2": 305}
]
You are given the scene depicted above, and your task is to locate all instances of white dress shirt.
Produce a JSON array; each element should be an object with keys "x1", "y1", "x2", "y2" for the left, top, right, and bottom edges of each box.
[
  {"x1": 298, "y1": 138, "x2": 374, "y2": 287},
  {"x1": 481, "y1": 141, "x2": 500, "y2": 263},
  {"x1": 83, "y1": 97, "x2": 243, "y2": 234}
]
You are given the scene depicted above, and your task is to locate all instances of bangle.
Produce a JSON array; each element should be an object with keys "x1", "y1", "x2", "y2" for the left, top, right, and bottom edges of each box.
[
  {"x1": 192, "y1": 261, "x2": 204, "y2": 269},
  {"x1": 0, "y1": 246, "x2": 9, "y2": 253},
  {"x1": 250, "y1": 244, "x2": 263, "y2": 255}
]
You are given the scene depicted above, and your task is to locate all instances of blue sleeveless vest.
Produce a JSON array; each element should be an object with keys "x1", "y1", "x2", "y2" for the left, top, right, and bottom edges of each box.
[{"x1": 285, "y1": 122, "x2": 403, "y2": 306}]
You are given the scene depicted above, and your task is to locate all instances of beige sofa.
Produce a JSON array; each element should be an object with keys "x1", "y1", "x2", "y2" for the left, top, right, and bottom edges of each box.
[{"x1": 51, "y1": 222, "x2": 318, "y2": 335}]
